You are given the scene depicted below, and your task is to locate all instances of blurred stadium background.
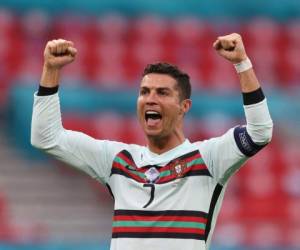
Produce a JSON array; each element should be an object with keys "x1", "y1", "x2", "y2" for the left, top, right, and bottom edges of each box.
[{"x1": 0, "y1": 0, "x2": 300, "y2": 249}]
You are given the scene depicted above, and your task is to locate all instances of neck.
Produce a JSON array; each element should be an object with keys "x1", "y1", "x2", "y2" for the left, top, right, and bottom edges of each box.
[{"x1": 146, "y1": 130, "x2": 185, "y2": 155}]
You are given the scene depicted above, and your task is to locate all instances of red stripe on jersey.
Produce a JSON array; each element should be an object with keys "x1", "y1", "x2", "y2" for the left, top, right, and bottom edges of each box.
[
  {"x1": 112, "y1": 227, "x2": 205, "y2": 235},
  {"x1": 113, "y1": 215, "x2": 207, "y2": 224},
  {"x1": 184, "y1": 153, "x2": 203, "y2": 165},
  {"x1": 112, "y1": 162, "x2": 145, "y2": 182},
  {"x1": 157, "y1": 164, "x2": 208, "y2": 183},
  {"x1": 117, "y1": 153, "x2": 135, "y2": 167},
  {"x1": 189, "y1": 164, "x2": 207, "y2": 171},
  {"x1": 158, "y1": 152, "x2": 201, "y2": 172},
  {"x1": 117, "y1": 153, "x2": 149, "y2": 173}
]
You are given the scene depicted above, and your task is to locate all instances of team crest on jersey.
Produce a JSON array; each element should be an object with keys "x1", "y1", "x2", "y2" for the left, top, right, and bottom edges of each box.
[
  {"x1": 145, "y1": 167, "x2": 160, "y2": 183},
  {"x1": 170, "y1": 160, "x2": 187, "y2": 178}
]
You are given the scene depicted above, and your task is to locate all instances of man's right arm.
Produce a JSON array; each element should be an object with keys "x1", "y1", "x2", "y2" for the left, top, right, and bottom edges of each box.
[
  {"x1": 31, "y1": 39, "x2": 125, "y2": 184},
  {"x1": 31, "y1": 92, "x2": 107, "y2": 181}
]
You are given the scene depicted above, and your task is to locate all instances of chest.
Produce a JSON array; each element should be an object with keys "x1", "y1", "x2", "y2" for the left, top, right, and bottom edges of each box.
[{"x1": 109, "y1": 149, "x2": 216, "y2": 211}]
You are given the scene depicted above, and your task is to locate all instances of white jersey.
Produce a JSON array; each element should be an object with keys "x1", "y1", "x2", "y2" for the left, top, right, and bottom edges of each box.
[{"x1": 31, "y1": 93, "x2": 273, "y2": 250}]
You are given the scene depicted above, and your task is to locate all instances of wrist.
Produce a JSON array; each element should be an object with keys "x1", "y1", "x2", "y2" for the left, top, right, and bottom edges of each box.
[
  {"x1": 234, "y1": 57, "x2": 252, "y2": 73},
  {"x1": 40, "y1": 64, "x2": 60, "y2": 87}
]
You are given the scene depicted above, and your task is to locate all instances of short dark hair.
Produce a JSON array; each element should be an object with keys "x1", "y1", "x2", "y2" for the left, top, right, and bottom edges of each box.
[{"x1": 142, "y1": 62, "x2": 191, "y2": 100}]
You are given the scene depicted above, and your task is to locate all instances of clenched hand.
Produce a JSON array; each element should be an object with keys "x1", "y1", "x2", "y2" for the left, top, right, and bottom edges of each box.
[
  {"x1": 44, "y1": 39, "x2": 77, "y2": 69},
  {"x1": 41, "y1": 39, "x2": 77, "y2": 87},
  {"x1": 213, "y1": 33, "x2": 248, "y2": 64}
]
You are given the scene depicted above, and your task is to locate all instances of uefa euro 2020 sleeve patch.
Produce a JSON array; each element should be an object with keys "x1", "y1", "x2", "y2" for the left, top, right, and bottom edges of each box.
[{"x1": 233, "y1": 125, "x2": 266, "y2": 157}]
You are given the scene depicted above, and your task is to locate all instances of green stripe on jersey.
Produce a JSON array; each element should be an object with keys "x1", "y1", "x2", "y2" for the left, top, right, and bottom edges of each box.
[
  {"x1": 159, "y1": 157, "x2": 204, "y2": 178},
  {"x1": 159, "y1": 170, "x2": 171, "y2": 177},
  {"x1": 114, "y1": 157, "x2": 145, "y2": 179},
  {"x1": 114, "y1": 157, "x2": 130, "y2": 167},
  {"x1": 113, "y1": 221, "x2": 206, "y2": 229},
  {"x1": 187, "y1": 158, "x2": 205, "y2": 167}
]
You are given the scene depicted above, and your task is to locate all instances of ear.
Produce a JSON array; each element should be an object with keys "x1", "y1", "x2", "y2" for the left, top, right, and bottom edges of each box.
[{"x1": 180, "y1": 99, "x2": 192, "y2": 115}]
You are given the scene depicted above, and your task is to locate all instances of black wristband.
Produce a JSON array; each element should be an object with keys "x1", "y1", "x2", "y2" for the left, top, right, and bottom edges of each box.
[
  {"x1": 37, "y1": 85, "x2": 59, "y2": 96},
  {"x1": 242, "y1": 87, "x2": 265, "y2": 105}
]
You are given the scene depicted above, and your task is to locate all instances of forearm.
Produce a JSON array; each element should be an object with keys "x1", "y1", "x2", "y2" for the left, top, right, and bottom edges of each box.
[
  {"x1": 31, "y1": 93, "x2": 63, "y2": 149},
  {"x1": 244, "y1": 98, "x2": 273, "y2": 145},
  {"x1": 40, "y1": 65, "x2": 60, "y2": 88},
  {"x1": 240, "y1": 85, "x2": 273, "y2": 147},
  {"x1": 238, "y1": 67, "x2": 260, "y2": 93},
  {"x1": 33, "y1": 64, "x2": 61, "y2": 145},
  {"x1": 235, "y1": 59, "x2": 273, "y2": 144}
]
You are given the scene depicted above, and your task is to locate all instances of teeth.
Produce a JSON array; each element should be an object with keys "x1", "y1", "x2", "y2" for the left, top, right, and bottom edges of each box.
[
  {"x1": 145, "y1": 110, "x2": 162, "y2": 122},
  {"x1": 146, "y1": 111, "x2": 160, "y2": 115}
]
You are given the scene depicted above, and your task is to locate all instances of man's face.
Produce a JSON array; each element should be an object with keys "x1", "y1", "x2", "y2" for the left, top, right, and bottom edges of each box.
[{"x1": 137, "y1": 73, "x2": 189, "y2": 140}]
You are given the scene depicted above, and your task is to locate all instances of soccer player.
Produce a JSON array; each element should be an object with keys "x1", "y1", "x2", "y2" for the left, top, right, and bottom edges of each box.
[{"x1": 31, "y1": 33, "x2": 273, "y2": 250}]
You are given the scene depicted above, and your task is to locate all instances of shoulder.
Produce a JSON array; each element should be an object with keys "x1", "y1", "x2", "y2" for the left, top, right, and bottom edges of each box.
[
  {"x1": 98, "y1": 140, "x2": 144, "y2": 152},
  {"x1": 192, "y1": 128, "x2": 235, "y2": 150},
  {"x1": 100, "y1": 140, "x2": 145, "y2": 158}
]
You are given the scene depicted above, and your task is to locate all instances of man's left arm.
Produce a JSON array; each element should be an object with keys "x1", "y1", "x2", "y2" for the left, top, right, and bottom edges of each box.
[
  {"x1": 199, "y1": 33, "x2": 273, "y2": 184},
  {"x1": 214, "y1": 33, "x2": 273, "y2": 149}
]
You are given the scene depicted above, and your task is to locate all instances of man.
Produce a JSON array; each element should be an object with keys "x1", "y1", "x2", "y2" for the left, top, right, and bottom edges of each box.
[{"x1": 31, "y1": 33, "x2": 273, "y2": 250}]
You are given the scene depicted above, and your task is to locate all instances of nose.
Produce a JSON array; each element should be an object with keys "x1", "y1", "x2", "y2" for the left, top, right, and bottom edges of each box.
[{"x1": 145, "y1": 91, "x2": 158, "y2": 105}]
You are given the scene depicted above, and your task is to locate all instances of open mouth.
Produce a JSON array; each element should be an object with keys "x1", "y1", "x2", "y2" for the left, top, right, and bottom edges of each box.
[{"x1": 145, "y1": 111, "x2": 162, "y2": 127}]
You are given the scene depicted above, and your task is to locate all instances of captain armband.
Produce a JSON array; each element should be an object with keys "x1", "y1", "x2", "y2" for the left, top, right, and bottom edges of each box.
[{"x1": 233, "y1": 126, "x2": 267, "y2": 157}]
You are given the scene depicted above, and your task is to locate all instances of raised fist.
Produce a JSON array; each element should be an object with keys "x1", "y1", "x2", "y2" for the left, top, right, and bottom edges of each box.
[
  {"x1": 44, "y1": 39, "x2": 77, "y2": 69},
  {"x1": 213, "y1": 33, "x2": 248, "y2": 64}
]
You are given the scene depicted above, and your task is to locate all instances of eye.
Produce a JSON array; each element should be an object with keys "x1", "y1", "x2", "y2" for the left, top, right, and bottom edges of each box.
[
  {"x1": 158, "y1": 89, "x2": 169, "y2": 96},
  {"x1": 139, "y1": 89, "x2": 148, "y2": 96}
]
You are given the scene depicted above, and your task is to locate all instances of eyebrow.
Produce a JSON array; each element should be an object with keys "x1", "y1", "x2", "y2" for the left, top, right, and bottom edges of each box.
[{"x1": 140, "y1": 86, "x2": 172, "y2": 91}]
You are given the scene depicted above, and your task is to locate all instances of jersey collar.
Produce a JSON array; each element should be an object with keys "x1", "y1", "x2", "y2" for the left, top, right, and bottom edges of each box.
[{"x1": 140, "y1": 139, "x2": 194, "y2": 167}]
